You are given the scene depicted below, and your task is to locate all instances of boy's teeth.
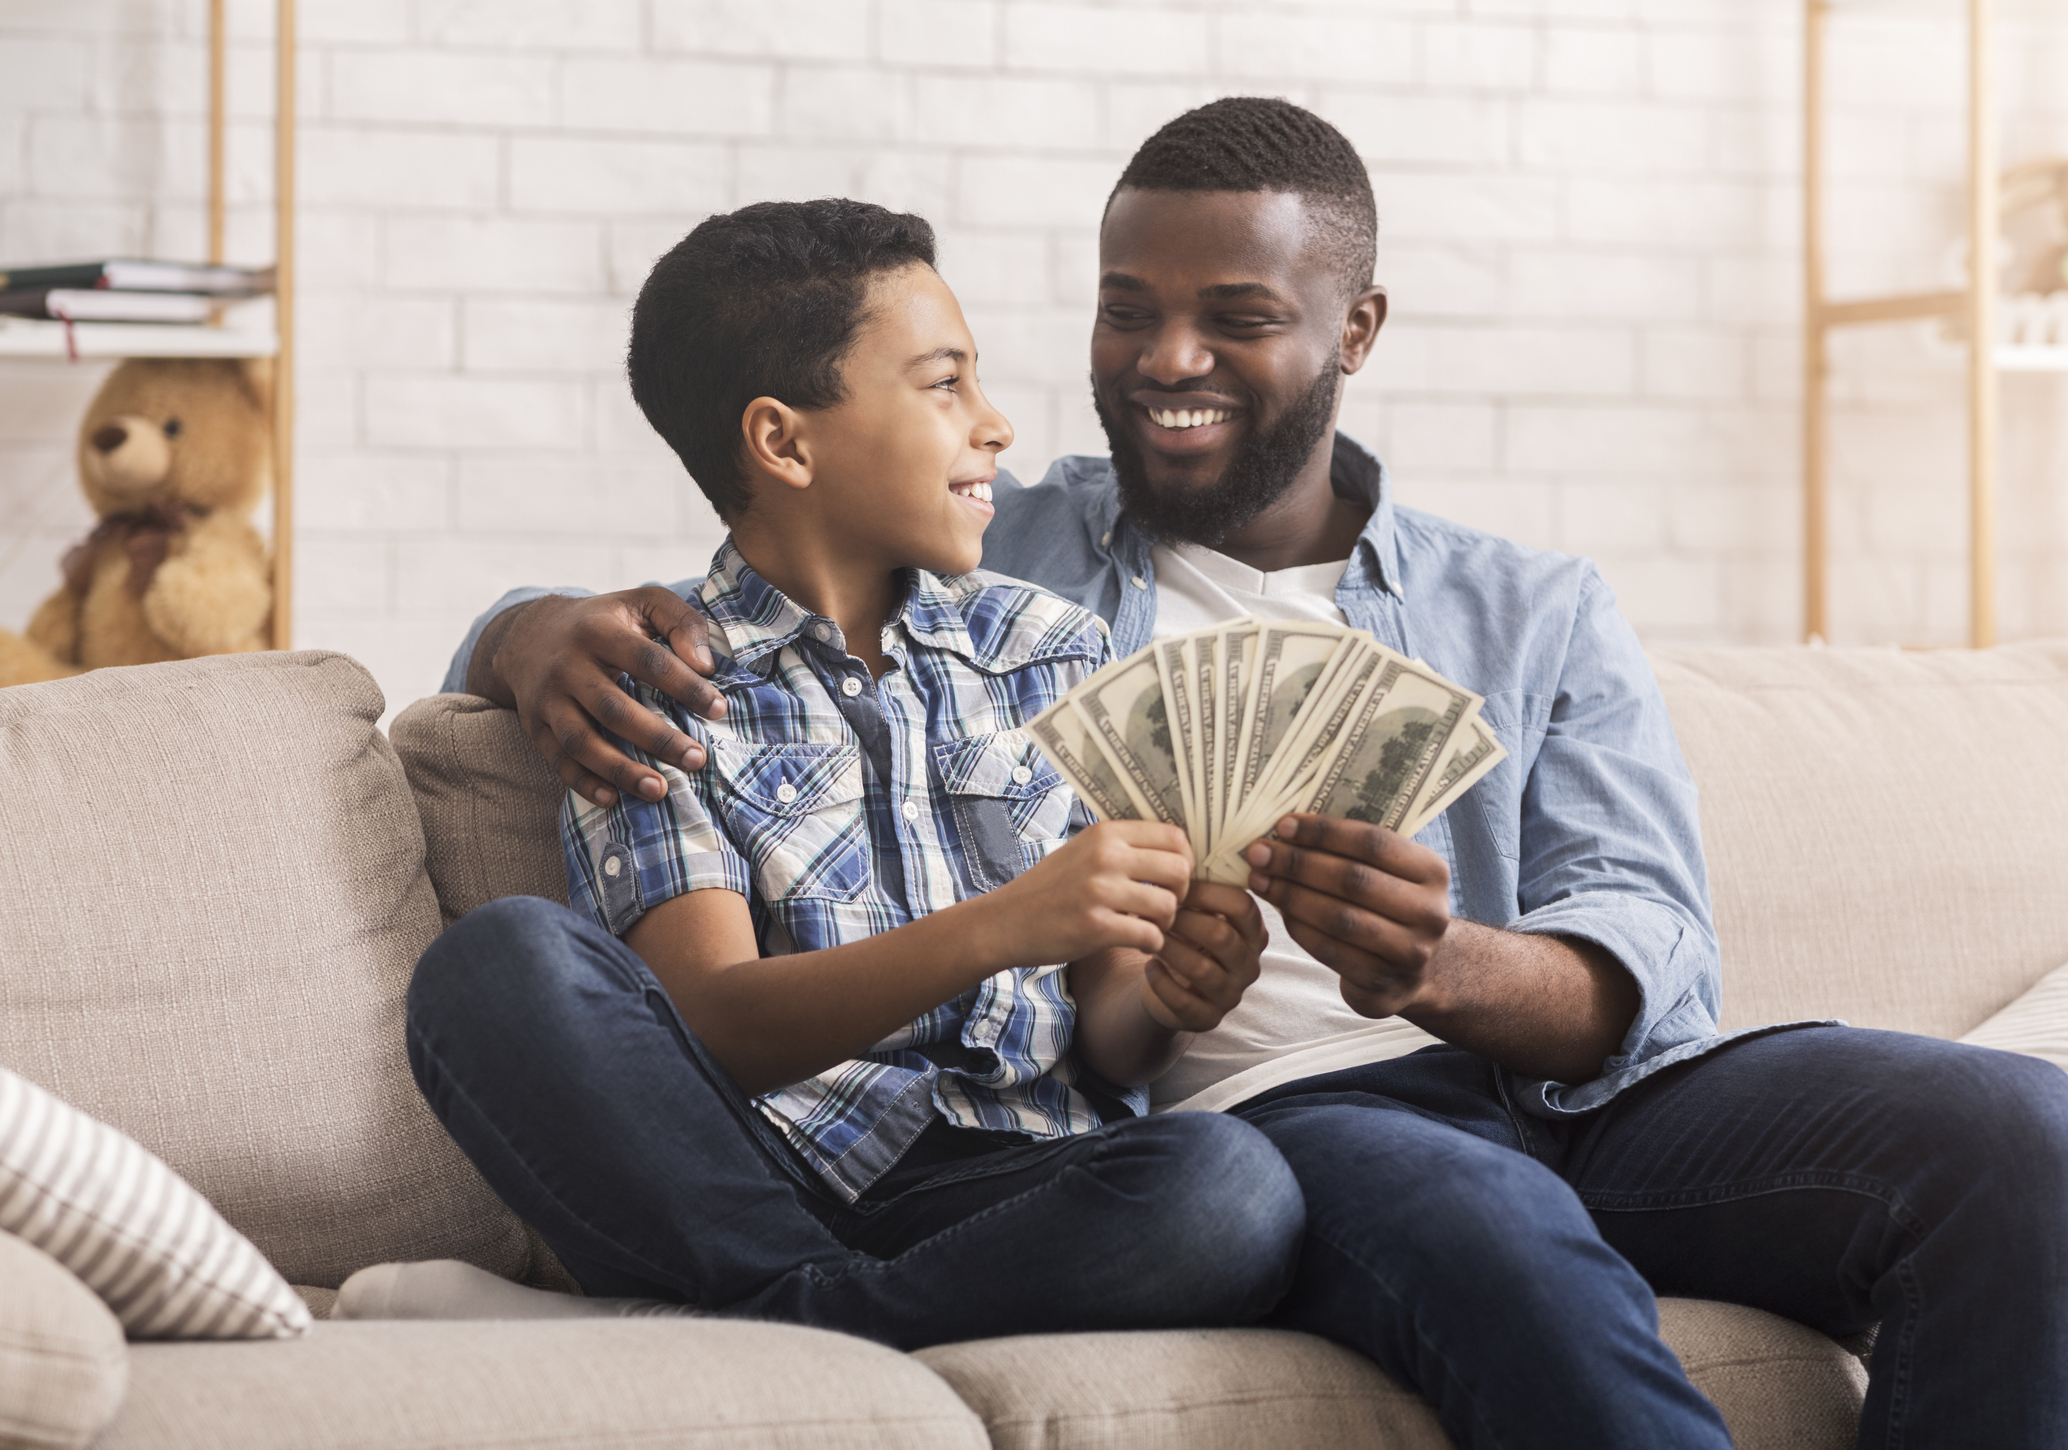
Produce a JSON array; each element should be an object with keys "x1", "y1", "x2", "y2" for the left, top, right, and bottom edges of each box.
[
  {"x1": 1150, "y1": 407, "x2": 1234, "y2": 429},
  {"x1": 955, "y1": 480, "x2": 993, "y2": 503}
]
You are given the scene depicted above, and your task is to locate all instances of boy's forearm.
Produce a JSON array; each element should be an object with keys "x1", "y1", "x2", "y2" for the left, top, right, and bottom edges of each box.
[
  {"x1": 643, "y1": 895, "x2": 1024, "y2": 1097},
  {"x1": 1069, "y1": 949, "x2": 1189, "y2": 1087}
]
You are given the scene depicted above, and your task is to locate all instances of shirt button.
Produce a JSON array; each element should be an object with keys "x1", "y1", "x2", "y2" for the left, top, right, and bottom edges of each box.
[
  {"x1": 1011, "y1": 765, "x2": 1033, "y2": 785},
  {"x1": 813, "y1": 622, "x2": 833, "y2": 642},
  {"x1": 840, "y1": 676, "x2": 863, "y2": 697},
  {"x1": 901, "y1": 799, "x2": 920, "y2": 822},
  {"x1": 603, "y1": 856, "x2": 622, "y2": 878},
  {"x1": 775, "y1": 782, "x2": 798, "y2": 804},
  {"x1": 1100, "y1": 530, "x2": 1112, "y2": 549},
  {"x1": 1131, "y1": 575, "x2": 1147, "y2": 590}
]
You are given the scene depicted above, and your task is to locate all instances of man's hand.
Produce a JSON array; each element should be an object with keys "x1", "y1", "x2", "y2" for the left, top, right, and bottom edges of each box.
[
  {"x1": 1244, "y1": 812, "x2": 1642, "y2": 1082},
  {"x1": 1140, "y1": 881, "x2": 1266, "y2": 1032},
  {"x1": 1243, "y1": 814, "x2": 1450, "y2": 1018},
  {"x1": 973, "y1": 821, "x2": 1193, "y2": 967},
  {"x1": 469, "y1": 590, "x2": 727, "y2": 808}
]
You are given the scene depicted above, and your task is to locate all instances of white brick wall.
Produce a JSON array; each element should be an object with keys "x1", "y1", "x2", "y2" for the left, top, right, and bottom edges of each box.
[{"x1": 2, "y1": 0, "x2": 2066, "y2": 722}]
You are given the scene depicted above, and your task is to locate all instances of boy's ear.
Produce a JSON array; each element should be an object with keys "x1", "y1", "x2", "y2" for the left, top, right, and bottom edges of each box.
[{"x1": 739, "y1": 397, "x2": 814, "y2": 494}]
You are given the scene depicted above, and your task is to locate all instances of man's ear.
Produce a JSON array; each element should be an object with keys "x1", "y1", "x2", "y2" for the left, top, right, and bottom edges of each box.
[
  {"x1": 738, "y1": 396, "x2": 813, "y2": 493},
  {"x1": 1339, "y1": 285, "x2": 1388, "y2": 376}
]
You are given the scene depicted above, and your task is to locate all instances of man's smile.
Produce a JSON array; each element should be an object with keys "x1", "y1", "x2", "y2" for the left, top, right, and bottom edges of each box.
[{"x1": 1128, "y1": 391, "x2": 1246, "y2": 457}]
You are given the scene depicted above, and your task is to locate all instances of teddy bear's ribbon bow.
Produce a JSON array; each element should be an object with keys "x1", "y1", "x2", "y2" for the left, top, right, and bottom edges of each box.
[{"x1": 62, "y1": 501, "x2": 204, "y2": 599}]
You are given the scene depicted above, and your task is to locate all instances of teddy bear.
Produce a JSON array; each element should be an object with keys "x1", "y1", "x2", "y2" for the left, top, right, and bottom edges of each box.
[{"x1": 0, "y1": 357, "x2": 274, "y2": 687}]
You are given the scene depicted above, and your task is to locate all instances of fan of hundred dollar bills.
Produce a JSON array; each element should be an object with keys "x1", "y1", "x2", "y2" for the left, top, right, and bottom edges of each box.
[{"x1": 1030, "y1": 620, "x2": 1508, "y2": 884}]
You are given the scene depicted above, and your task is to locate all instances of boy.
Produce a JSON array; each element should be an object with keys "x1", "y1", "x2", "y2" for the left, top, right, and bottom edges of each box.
[{"x1": 397, "y1": 199, "x2": 1303, "y2": 1349}]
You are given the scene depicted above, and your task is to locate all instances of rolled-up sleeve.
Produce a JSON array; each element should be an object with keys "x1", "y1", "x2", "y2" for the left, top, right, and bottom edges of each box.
[{"x1": 1507, "y1": 567, "x2": 1723, "y2": 1111}]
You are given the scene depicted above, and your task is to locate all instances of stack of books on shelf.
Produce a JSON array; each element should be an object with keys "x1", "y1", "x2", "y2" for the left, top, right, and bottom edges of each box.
[{"x1": 0, "y1": 259, "x2": 273, "y2": 325}]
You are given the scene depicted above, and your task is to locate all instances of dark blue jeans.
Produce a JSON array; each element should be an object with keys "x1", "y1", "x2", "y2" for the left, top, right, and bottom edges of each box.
[
  {"x1": 1239, "y1": 1030, "x2": 2068, "y2": 1450},
  {"x1": 405, "y1": 896, "x2": 1305, "y2": 1351}
]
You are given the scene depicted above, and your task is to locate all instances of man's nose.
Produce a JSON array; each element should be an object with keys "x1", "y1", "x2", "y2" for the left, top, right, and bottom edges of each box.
[{"x1": 1134, "y1": 322, "x2": 1214, "y2": 387}]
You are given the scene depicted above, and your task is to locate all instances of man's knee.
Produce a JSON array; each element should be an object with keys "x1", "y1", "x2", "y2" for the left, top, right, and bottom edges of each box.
[{"x1": 1912, "y1": 1043, "x2": 2068, "y2": 1198}]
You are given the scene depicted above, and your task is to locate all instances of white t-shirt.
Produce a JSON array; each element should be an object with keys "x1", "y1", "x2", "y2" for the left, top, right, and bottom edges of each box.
[{"x1": 1146, "y1": 540, "x2": 1441, "y2": 1113}]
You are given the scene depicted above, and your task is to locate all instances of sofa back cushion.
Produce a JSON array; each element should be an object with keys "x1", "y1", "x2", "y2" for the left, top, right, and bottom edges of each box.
[
  {"x1": 389, "y1": 695, "x2": 570, "y2": 923},
  {"x1": 1652, "y1": 640, "x2": 2068, "y2": 1038},
  {"x1": 0, "y1": 652, "x2": 531, "y2": 1288}
]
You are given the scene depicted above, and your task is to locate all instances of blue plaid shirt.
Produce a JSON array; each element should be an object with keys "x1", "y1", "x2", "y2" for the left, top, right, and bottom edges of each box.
[{"x1": 563, "y1": 539, "x2": 1130, "y2": 1201}]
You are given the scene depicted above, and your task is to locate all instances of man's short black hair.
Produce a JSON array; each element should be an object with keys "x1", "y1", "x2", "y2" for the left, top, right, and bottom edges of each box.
[
  {"x1": 1109, "y1": 96, "x2": 1377, "y2": 301},
  {"x1": 628, "y1": 198, "x2": 937, "y2": 519}
]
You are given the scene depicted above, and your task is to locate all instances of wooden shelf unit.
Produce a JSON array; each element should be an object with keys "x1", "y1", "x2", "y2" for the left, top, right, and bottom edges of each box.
[
  {"x1": 6, "y1": 0, "x2": 297, "y2": 648},
  {"x1": 1802, "y1": 0, "x2": 2068, "y2": 649}
]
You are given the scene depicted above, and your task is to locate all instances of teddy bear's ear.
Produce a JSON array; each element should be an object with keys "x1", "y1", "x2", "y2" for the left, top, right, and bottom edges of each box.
[{"x1": 238, "y1": 356, "x2": 275, "y2": 409}]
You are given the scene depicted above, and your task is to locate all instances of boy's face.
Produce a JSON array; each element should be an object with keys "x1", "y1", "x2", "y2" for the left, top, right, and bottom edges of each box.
[{"x1": 793, "y1": 264, "x2": 1011, "y2": 578}]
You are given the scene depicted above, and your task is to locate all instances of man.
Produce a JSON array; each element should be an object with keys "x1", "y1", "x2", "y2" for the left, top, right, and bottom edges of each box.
[{"x1": 446, "y1": 100, "x2": 2068, "y2": 1448}]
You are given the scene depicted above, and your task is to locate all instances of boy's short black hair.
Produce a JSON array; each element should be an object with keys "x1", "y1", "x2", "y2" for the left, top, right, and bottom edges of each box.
[
  {"x1": 628, "y1": 198, "x2": 937, "y2": 519},
  {"x1": 1109, "y1": 97, "x2": 1377, "y2": 302}
]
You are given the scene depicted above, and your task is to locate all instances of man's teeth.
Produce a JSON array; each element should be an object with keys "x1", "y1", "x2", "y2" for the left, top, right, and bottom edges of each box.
[
  {"x1": 954, "y1": 481, "x2": 993, "y2": 502},
  {"x1": 1149, "y1": 407, "x2": 1235, "y2": 430}
]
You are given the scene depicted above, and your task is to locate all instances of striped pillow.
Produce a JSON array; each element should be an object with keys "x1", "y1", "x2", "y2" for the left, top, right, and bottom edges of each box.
[{"x1": 0, "y1": 1066, "x2": 309, "y2": 1340}]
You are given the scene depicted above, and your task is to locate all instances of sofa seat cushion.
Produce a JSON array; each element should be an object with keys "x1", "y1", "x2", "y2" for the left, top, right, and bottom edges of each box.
[
  {"x1": 1651, "y1": 640, "x2": 2068, "y2": 1037},
  {"x1": 0, "y1": 653, "x2": 531, "y2": 1289},
  {"x1": 391, "y1": 694, "x2": 569, "y2": 924},
  {"x1": 916, "y1": 1300, "x2": 1864, "y2": 1450},
  {"x1": 101, "y1": 1318, "x2": 989, "y2": 1450},
  {"x1": 0, "y1": 1230, "x2": 128, "y2": 1450}
]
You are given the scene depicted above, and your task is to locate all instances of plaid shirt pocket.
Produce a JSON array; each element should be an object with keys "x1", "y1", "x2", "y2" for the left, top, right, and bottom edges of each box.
[
  {"x1": 933, "y1": 728, "x2": 1072, "y2": 893},
  {"x1": 707, "y1": 739, "x2": 870, "y2": 903}
]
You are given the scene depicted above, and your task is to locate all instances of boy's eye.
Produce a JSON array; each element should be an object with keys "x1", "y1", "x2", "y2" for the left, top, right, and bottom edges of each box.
[{"x1": 931, "y1": 375, "x2": 959, "y2": 391}]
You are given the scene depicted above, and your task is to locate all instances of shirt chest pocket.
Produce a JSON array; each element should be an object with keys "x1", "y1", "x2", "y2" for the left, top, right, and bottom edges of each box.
[
  {"x1": 708, "y1": 740, "x2": 869, "y2": 903},
  {"x1": 932, "y1": 728, "x2": 1071, "y2": 894}
]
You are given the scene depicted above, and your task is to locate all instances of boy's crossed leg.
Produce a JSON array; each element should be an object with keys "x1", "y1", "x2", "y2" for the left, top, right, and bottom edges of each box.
[{"x1": 404, "y1": 894, "x2": 1304, "y2": 1351}]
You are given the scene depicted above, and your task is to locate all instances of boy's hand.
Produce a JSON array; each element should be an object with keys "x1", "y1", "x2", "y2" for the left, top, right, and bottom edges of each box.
[
  {"x1": 1140, "y1": 882, "x2": 1266, "y2": 1032},
  {"x1": 976, "y1": 821, "x2": 1193, "y2": 967}
]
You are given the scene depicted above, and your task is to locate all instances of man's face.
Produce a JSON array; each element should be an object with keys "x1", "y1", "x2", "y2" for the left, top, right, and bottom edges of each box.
[
  {"x1": 1090, "y1": 189, "x2": 1378, "y2": 547},
  {"x1": 794, "y1": 263, "x2": 1011, "y2": 577}
]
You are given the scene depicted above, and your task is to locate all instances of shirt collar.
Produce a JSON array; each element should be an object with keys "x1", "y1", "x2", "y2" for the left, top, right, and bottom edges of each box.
[
  {"x1": 1107, "y1": 431, "x2": 1404, "y2": 599},
  {"x1": 699, "y1": 537, "x2": 979, "y2": 670}
]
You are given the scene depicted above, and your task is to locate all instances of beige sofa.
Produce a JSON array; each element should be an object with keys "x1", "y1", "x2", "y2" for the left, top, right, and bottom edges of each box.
[{"x1": 3, "y1": 639, "x2": 2066, "y2": 1450}]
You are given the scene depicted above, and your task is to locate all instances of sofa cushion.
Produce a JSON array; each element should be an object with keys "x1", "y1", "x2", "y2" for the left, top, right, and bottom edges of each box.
[
  {"x1": 1652, "y1": 640, "x2": 2068, "y2": 1037},
  {"x1": 0, "y1": 1065, "x2": 307, "y2": 1340},
  {"x1": 917, "y1": 1328, "x2": 1446, "y2": 1449},
  {"x1": 0, "y1": 1230, "x2": 128, "y2": 1450},
  {"x1": 916, "y1": 1301, "x2": 1863, "y2": 1450},
  {"x1": 0, "y1": 653, "x2": 531, "y2": 1289},
  {"x1": 390, "y1": 694, "x2": 569, "y2": 923},
  {"x1": 102, "y1": 1318, "x2": 990, "y2": 1450},
  {"x1": 1959, "y1": 959, "x2": 2068, "y2": 1071}
]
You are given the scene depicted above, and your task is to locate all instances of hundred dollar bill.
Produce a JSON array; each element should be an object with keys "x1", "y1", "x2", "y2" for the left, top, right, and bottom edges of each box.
[
  {"x1": 1400, "y1": 718, "x2": 1506, "y2": 839},
  {"x1": 1232, "y1": 622, "x2": 1351, "y2": 812},
  {"x1": 1073, "y1": 652, "x2": 1187, "y2": 827},
  {"x1": 1237, "y1": 638, "x2": 1389, "y2": 827},
  {"x1": 1282, "y1": 659, "x2": 1478, "y2": 833},
  {"x1": 1209, "y1": 623, "x2": 1261, "y2": 843},
  {"x1": 1152, "y1": 634, "x2": 1205, "y2": 854},
  {"x1": 1027, "y1": 696, "x2": 1144, "y2": 824}
]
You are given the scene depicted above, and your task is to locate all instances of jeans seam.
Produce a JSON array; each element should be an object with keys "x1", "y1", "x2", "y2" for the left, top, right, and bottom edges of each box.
[{"x1": 1578, "y1": 1171, "x2": 1930, "y2": 1237}]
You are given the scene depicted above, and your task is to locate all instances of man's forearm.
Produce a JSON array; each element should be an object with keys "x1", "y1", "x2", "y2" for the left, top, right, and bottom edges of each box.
[
  {"x1": 463, "y1": 598, "x2": 535, "y2": 705},
  {"x1": 1400, "y1": 922, "x2": 1640, "y2": 1085}
]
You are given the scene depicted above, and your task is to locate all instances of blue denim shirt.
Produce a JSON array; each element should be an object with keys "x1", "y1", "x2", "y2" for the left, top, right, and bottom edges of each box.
[{"x1": 445, "y1": 434, "x2": 1795, "y2": 1116}]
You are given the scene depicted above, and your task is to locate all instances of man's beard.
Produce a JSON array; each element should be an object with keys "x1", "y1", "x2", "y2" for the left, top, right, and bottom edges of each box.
[{"x1": 1094, "y1": 357, "x2": 1340, "y2": 549}]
